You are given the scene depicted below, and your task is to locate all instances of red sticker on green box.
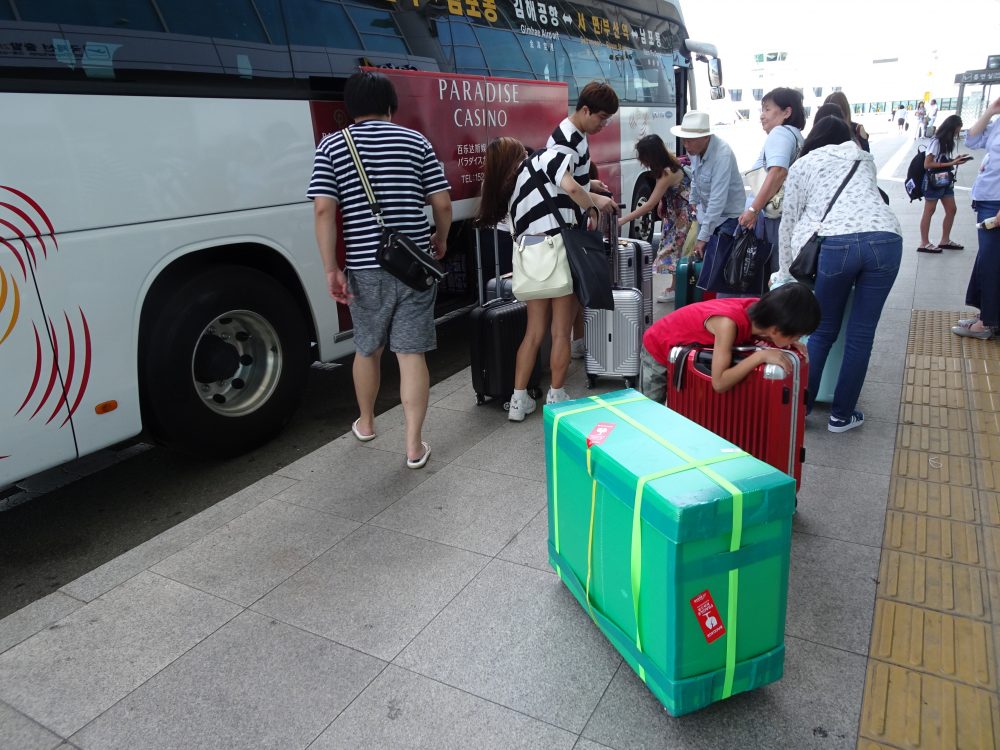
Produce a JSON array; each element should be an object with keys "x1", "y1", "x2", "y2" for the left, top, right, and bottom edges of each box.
[
  {"x1": 690, "y1": 590, "x2": 726, "y2": 643},
  {"x1": 586, "y1": 422, "x2": 616, "y2": 447}
]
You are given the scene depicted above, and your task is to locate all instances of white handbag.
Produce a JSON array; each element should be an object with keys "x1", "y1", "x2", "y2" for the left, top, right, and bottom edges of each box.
[
  {"x1": 511, "y1": 234, "x2": 573, "y2": 300},
  {"x1": 743, "y1": 167, "x2": 785, "y2": 219}
]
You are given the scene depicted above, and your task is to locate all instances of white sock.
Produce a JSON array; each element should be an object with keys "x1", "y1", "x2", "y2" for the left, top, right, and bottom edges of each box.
[
  {"x1": 548, "y1": 387, "x2": 567, "y2": 400},
  {"x1": 512, "y1": 388, "x2": 528, "y2": 400}
]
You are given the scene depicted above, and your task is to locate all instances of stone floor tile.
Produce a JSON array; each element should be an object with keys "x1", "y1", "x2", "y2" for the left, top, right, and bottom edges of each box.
[
  {"x1": 802, "y1": 417, "x2": 897, "y2": 476},
  {"x1": 361, "y1": 405, "x2": 507, "y2": 463},
  {"x1": 454, "y1": 415, "x2": 548, "y2": 479},
  {"x1": 863, "y1": 355, "x2": 906, "y2": 386},
  {"x1": 254, "y1": 525, "x2": 488, "y2": 661},
  {"x1": 71, "y1": 611, "x2": 383, "y2": 750},
  {"x1": 274, "y1": 446, "x2": 443, "y2": 522},
  {"x1": 581, "y1": 636, "x2": 865, "y2": 749},
  {"x1": 793, "y1": 464, "x2": 889, "y2": 548},
  {"x1": 0, "y1": 701, "x2": 64, "y2": 750},
  {"x1": 395, "y1": 559, "x2": 621, "y2": 733},
  {"x1": 152, "y1": 499, "x2": 359, "y2": 606},
  {"x1": 371, "y1": 464, "x2": 545, "y2": 556},
  {"x1": 574, "y1": 738, "x2": 617, "y2": 750},
  {"x1": 0, "y1": 593, "x2": 83, "y2": 655},
  {"x1": 786, "y1": 534, "x2": 880, "y2": 655},
  {"x1": 60, "y1": 475, "x2": 295, "y2": 602},
  {"x1": 311, "y1": 665, "x2": 577, "y2": 750},
  {"x1": 497, "y1": 506, "x2": 554, "y2": 574},
  {"x1": 0, "y1": 571, "x2": 239, "y2": 737},
  {"x1": 855, "y1": 381, "x2": 905, "y2": 424}
]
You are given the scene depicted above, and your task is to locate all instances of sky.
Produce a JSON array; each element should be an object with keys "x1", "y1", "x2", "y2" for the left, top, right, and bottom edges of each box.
[{"x1": 680, "y1": 0, "x2": 1000, "y2": 103}]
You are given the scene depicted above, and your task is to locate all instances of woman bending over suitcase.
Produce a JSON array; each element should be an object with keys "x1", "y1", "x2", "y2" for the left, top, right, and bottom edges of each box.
[
  {"x1": 477, "y1": 85, "x2": 618, "y2": 422},
  {"x1": 639, "y1": 283, "x2": 820, "y2": 404}
]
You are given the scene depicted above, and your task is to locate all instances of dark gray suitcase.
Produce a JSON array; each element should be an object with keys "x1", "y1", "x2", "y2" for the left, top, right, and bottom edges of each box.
[{"x1": 584, "y1": 287, "x2": 643, "y2": 389}]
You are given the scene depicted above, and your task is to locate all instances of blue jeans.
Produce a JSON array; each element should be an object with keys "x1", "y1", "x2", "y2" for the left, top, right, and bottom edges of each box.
[
  {"x1": 966, "y1": 200, "x2": 1000, "y2": 328},
  {"x1": 807, "y1": 232, "x2": 902, "y2": 420}
]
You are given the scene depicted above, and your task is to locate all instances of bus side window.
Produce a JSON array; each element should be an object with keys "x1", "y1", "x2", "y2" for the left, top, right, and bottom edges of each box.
[
  {"x1": 17, "y1": 0, "x2": 163, "y2": 30},
  {"x1": 156, "y1": 0, "x2": 271, "y2": 44},
  {"x1": 0, "y1": 3, "x2": 13, "y2": 20},
  {"x1": 344, "y1": 6, "x2": 408, "y2": 55},
  {"x1": 282, "y1": 0, "x2": 362, "y2": 51}
]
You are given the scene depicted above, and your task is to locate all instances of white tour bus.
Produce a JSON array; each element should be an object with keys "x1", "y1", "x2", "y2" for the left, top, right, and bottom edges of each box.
[{"x1": 0, "y1": 0, "x2": 719, "y2": 487}]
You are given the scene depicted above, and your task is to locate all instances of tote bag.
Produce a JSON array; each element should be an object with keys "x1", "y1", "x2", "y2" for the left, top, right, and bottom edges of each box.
[{"x1": 511, "y1": 234, "x2": 573, "y2": 300}]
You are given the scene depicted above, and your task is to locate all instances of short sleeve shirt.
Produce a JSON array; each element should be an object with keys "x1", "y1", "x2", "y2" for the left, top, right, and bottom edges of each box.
[
  {"x1": 307, "y1": 120, "x2": 450, "y2": 270},
  {"x1": 508, "y1": 117, "x2": 591, "y2": 239},
  {"x1": 750, "y1": 125, "x2": 803, "y2": 171},
  {"x1": 642, "y1": 297, "x2": 757, "y2": 366}
]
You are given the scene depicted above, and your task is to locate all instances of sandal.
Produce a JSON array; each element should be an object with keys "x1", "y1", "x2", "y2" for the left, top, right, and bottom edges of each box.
[
  {"x1": 938, "y1": 242, "x2": 964, "y2": 250},
  {"x1": 406, "y1": 442, "x2": 431, "y2": 469},
  {"x1": 351, "y1": 417, "x2": 376, "y2": 442},
  {"x1": 917, "y1": 245, "x2": 941, "y2": 253}
]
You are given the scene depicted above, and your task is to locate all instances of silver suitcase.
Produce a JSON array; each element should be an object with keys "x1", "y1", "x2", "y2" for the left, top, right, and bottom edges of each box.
[
  {"x1": 584, "y1": 287, "x2": 642, "y2": 389},
  {"x1": 615, "y1": 239, "x2": 653, "y2": 330}
]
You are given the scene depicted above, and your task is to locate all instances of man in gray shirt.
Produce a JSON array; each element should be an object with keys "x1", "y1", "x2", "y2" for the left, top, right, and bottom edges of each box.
[{"x1": 670, "y1": 111, "x2": 745, "y2": 258}]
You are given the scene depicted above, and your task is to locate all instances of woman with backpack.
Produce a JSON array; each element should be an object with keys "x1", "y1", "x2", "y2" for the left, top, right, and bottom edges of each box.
[
  {"x1": 617, "y1": 135, "x2": 689, "y2": 302},
  {"x1": 918, "y1": 115, "x2": 972, "y2": 253}
]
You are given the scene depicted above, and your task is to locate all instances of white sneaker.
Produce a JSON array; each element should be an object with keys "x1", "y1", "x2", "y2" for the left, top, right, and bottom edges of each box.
[
  {"x1": 508, "y1": 392, "x2": 537, "y2": 422},
  {"x1": 546, "y1": 387, "x2": 570, "y2": 404},
  {"x1": 656, "y1": 290, "x2": 675, "y2": 303},
  {"x1": 571, "y1": 338, "x2": 586, "y2": 359}
]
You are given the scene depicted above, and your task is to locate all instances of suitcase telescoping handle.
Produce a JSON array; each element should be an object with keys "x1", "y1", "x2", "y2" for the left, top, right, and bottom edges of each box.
[
  {"x1": 474, "y1": 225, "x2": 507, "y2": 307},
  {"x1": 688, "y1": 346, "x2": 791, "y2": 381}
]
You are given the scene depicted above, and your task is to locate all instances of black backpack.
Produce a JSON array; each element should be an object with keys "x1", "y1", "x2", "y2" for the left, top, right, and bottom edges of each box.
[{"x1": 905, "y1": 148, "x2": 927, "y2": 201}]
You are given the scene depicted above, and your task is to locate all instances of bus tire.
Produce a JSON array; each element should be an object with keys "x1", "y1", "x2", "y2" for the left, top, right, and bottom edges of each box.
[
  {"x1": 140, "y1": 265, "x2": 310, "y2": 457},
  {"x1": 629, "y1": 179, "x2": 656, "y2": 244}
]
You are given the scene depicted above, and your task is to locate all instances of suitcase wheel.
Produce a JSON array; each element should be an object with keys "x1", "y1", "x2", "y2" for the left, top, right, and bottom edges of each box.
[
  {"x1": 586, "y1": 375, "x2": 596, "y2": 389},
  {"x1": 625, "y1": 376, "x2": 637, "y2": 389},
  {"x1": 475, "y1": 392, "x2": 486, "y2": 405}
]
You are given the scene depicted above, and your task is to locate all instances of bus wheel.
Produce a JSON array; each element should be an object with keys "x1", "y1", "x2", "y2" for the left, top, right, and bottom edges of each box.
[
  {"x1": 140, "y1": 266, "x2": 310, "y2": 457},
  {"x1": 629, "y1": 181, "x2": 656, "y2": 244}
]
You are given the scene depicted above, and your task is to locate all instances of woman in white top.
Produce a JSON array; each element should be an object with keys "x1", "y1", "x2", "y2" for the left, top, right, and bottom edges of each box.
[{"x1": 776, "y1": 117, "x2": 902, "y2": 433}]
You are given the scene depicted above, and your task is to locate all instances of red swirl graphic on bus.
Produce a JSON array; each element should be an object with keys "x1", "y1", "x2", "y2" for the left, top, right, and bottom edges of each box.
[
  {"x1": 15, "y1": 308, "x2": 92, "y2": 429},
  {"x1": 0, "y1": 185, "x2": 58, "y2": 276}
]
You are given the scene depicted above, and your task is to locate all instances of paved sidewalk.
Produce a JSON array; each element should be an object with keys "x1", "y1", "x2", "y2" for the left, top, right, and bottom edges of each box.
[{"x1": 0, "y1": 153, "x2": 988, "y2": 749}]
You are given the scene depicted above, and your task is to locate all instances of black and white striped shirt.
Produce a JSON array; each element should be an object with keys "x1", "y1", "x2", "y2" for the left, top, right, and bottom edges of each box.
[
  {"x1": 509, "y1": 118, "x2": 592, "y2": 240},
  {"x1": 307, "y1": 120, "x2": 450, "y2": 271}
]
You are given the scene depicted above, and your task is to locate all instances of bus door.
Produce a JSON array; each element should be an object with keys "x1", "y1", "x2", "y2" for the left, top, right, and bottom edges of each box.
[{"x1": 0, "y1": 187, "x2": 79, "y2": 486}]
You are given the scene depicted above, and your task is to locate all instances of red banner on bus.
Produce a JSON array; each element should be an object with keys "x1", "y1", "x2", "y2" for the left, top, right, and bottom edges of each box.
[{"x1": 311, "y1": 69, "x2": 569, "y2": 204}]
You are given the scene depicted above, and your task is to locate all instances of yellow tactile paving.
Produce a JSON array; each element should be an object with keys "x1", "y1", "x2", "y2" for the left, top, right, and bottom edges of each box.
[
  {"x1": 870, "y1": 600, "x2": 996, "y2": 689},
  {"x1": 896, "y1": 426, "x2": 974, "y2": 457},
  {"x1": 883, "y1": 512, "x2": 984, "y2": 565},
  {"x1": 860, "y1": 310, "x2": 1000, "y2": 750},
  {"x1": 892, "y1": 450, "x2": 976, "y2": 486},
  {"x1": 898, "y1": 403, "x2": 970, "y2": 431},
  {"x1": 877, "y1": 551, "x2": 990, "y2": 620},
  {"x1": 860, "y1": 661, "x2": 1000, "y2": 749},
  {"x1": 887, "y1": 479, "x2": 978, "y2": 522}
]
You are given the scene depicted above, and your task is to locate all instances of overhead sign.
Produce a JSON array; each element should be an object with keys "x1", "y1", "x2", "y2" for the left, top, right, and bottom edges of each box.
[{"x1": 955, "y1": 69, "x2": 1000, "y2": 85}]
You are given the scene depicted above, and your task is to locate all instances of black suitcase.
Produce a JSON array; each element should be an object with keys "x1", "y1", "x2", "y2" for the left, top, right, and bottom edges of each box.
[{"x1": 471, "y1": 227, "x2": 541, "y2": 406}]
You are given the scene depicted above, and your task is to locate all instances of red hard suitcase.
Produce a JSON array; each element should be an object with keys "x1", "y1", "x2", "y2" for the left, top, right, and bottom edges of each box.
[{"x1": 665, "y1": 345, "x2": 807, "y2": 489}]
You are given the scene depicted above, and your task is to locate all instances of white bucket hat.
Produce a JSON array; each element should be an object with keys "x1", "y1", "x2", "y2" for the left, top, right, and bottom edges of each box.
[{"x1": 670, "y1": 111, "x2": 714, "y2": 138}]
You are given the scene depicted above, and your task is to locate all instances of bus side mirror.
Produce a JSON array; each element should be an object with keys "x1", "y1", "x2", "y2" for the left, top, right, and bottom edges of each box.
[
  {"x1": 710, "y1": 86, "x2": 726, "y2": 101},
  {"x1": 708, "y1": 58, "x2": 723, "y2": 88}
]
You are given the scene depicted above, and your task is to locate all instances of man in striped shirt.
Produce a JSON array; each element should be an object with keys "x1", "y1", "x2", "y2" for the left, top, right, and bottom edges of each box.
[{"x1": 309, "y1": 71, "x2": 451, "y2": 469}]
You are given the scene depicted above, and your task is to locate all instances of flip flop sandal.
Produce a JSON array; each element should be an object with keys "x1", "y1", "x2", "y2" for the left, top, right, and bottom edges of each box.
[
  {"x1": 406, "y1": 442, "x2": 431, "y2": 470},
  {"x1": 938, "y1": 242, "x2": 964, "y2": 250},
  {"x1": 351, "y1": 418, "x2": 376, "y2": 442},
  {"x1": 917, "y1": 245, "x2": 941, "y2": 253}
]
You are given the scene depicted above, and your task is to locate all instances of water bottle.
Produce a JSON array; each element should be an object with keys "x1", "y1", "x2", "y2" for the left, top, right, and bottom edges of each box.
[{"x1": 976, "y1": 216, "x2": 998, "y2": 230}]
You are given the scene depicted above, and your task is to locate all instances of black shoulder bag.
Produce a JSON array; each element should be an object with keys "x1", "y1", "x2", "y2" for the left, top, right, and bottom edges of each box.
[
  {"x1": 525, "y1": 160, "x2": 614, "y2": 310},
  {"x1": 342, "y1": 128, "x2": 446, "y2": 292},
  {"x1": 789, "y1": 161, "x2": 860, "y2": 284}
]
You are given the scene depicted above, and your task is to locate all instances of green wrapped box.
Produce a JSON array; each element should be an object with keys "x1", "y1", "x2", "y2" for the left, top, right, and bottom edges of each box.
[{"x1": 544, "y1": 389, "x2": 795, "y2": 716}]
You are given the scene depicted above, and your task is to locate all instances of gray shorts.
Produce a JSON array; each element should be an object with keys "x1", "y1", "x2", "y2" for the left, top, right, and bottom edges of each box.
[
  {"x1": 348, "y1": 269, "x2": 437, "y2": 356},
  {"x1": 640, "y1": 347, "x2": 668, "y2": 405}
]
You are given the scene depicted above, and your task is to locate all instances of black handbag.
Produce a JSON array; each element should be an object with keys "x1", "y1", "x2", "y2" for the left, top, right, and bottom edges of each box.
[
  {"x1": 722, "y1": 229, "x2": 769, "y2": 292},
  {"x1": 343, "y1": 128, "x2": 446, "y2": 292},
  {"x1": 789, "y1": 161, "x2": 860, "y2": 284},
  {"x1": 526, "y1": 160, "x2": 614, "y2": 310}
]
